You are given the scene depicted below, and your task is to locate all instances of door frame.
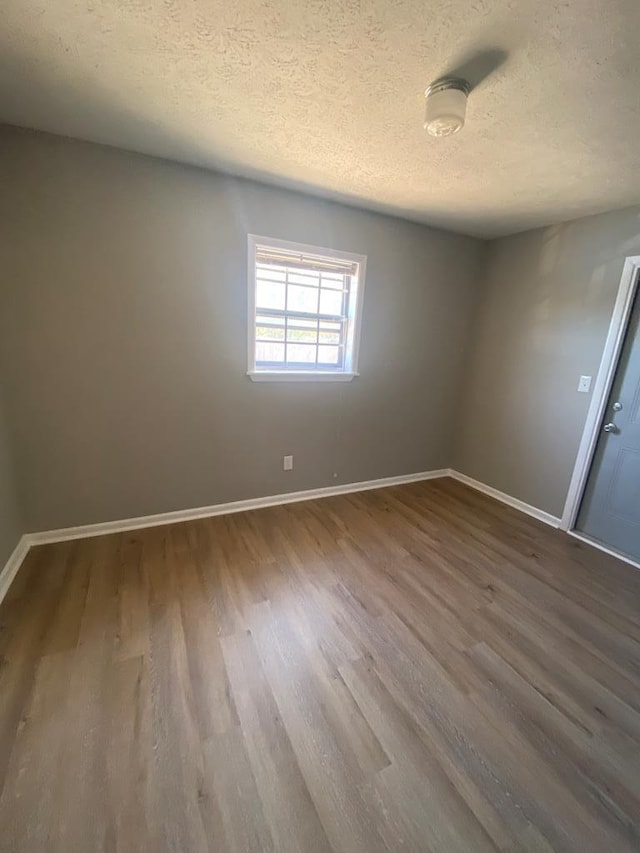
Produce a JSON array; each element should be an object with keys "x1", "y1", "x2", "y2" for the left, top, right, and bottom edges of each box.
[{"x1": 561, "y1": 255, "x2": 640, "y2": 534}]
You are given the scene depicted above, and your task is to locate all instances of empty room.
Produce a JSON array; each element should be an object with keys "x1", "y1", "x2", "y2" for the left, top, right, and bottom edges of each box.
[{"x1": 1, "y1": 1, "x2": 640, "y2": 850}]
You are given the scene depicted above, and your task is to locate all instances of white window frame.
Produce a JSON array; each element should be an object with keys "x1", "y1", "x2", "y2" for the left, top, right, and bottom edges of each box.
[{"x1": 247, "y1": 234, "x2": 367, "y2": 382}]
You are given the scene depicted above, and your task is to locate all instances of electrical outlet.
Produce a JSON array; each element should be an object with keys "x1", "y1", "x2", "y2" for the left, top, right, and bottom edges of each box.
[
  {"x1": 283, "y1": 455, "x2": 293, "y2": 471},
  {"x1": 578, "y1": 375, "x2": 592, "y2": 393}
]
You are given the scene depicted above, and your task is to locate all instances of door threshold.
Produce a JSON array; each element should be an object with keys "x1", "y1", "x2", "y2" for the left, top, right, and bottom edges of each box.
[{"x1": 568, "y1": 530, "x2": 640, "y2": 571}]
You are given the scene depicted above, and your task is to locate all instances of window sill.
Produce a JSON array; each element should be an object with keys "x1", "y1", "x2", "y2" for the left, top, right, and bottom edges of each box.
[{"x1": 247, "y1": 371, "x2": 358, "y2": 383}]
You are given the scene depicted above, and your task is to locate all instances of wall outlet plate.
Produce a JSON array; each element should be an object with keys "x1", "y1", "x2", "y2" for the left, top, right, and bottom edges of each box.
[
  {"x1": 578, "y1": 375, "x2": 592, "y2": 393},
  {"x1": 283, "y1": 455, "x2": 293, "y2": 471}
]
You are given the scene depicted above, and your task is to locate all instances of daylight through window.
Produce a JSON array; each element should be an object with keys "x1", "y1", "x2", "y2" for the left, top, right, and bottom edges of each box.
[{"x1": 248, "y1": 237, "x2": 366, "y2": 381}]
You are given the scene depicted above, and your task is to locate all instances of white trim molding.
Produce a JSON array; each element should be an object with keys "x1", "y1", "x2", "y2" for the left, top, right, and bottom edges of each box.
[
  {"x1": 4, "y1": 466, "x2": 639, "y2": 610},
  {"x1": 561, "y1": 255, "x2": 640, "y2": 532},
  {"x1": 2, "y1": 470, "x2": 450, "y2": 607},
  {"x1": 27, "y1": 470, "x2": 450, "y2": 546},
  {"x1": 0, "y1": 536, "x2": 31, "y2": 605},
  {"x1": 448, "y1": 470, "x2": 561, "y2": 528},
  {"x1": 247, "y1": 371, "x2": 358, "y2": 383},
  {"x1": 568, "y1": 531, "x2": 640, "y2": 572}
]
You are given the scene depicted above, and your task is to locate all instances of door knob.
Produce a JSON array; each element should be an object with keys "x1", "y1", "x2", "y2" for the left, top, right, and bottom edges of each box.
[{"x1": 603, "y1": 422, "x2": 619, "y2": 433}]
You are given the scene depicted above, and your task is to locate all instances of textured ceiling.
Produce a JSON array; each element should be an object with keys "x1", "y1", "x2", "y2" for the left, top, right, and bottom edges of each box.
[{"x1": 2, "y1": 1, "x2": 640, "y2": 237}]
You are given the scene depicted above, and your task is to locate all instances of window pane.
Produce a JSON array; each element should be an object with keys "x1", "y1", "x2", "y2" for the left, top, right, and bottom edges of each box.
[
  {"x1": 289, "y1": 318, "x2": 317, "y2": 329},
  {"x1": 251, "y1": 239, "x2": 364, "y2": 376},
  {"x1": 256, "y1": 313, "x2": 285, "y2": 328},
  {"x1": 256, "y1": 281, "x2": 285, "y2": 310},
  {"x1": 319, "y1": 330, "x2": 340, "y2": 344},
  {"x1": 319, "y1": 289, "x2": 343, "y2": 316},
  {"x1": 256, "y1": 342, "x2": 285, "y2": 363},
  {"x1": 288, "y1": 270, "x2": 320, "y2": 287},
  {"x1": 256, "y1": 325, "x2": 285, "y2": 341},
  {"x1": 288, "y1": 285, "x2": 319, "y2": 313},
  {"x1": 319, "y1": 319, "x2": 341, "y2": 332},
  {"x1": 287, "y1": 344, "x2": 316, "y2": 363},
  {"x1": 318, "y1": 345, "x2": 340, "y2": 365},
  {"x1": 287, "y1": 327, "x2": 317, "y2": 343},
  {"x1": 320, "y1": 272, "x2": 346, "y2": 290},
  {"x1": 256, "y1": 265, "x2": 286, "y2": 282}
]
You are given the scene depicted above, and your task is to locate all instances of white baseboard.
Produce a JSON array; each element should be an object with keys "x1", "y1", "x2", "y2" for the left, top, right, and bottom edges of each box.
[
  {"x1": 447, "y1": 470, "x2": 562, "y2": 528},
  {"x1": 27, "y1": 469, "x2": 450, "y2": 546},
  {"x1": 0, "y1": 536, "x2": 31, "y2": 605},
  {"x1": 568, "y1": 530, "x2": 640, "y2": 572},
  {"x1": 2, "y1": 469, "x2": 448, "y2": 607},
  {"x1": 2, "y1": 467, "x2": 636, "y2": 610}
]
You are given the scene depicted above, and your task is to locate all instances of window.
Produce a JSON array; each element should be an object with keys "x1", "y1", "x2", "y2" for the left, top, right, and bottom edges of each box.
[{"x1": 247, "y1": 235, "x2": 367, "y2": 381}]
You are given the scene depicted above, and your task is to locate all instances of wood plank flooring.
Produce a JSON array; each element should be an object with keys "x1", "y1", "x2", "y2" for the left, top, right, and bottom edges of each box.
[{"x1": 1, "y1": 477, "x2": 640, "y2": 851}]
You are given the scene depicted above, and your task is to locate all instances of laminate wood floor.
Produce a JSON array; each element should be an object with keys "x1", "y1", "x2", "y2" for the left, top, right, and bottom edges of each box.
[{"x1": 1, "y1": 478, "x2": 640, "y2": 852}]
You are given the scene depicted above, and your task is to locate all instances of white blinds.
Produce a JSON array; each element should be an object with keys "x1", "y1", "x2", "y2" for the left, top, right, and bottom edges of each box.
[{"x1": 255, "y1": 245, "x2": 358, "y2": 276}]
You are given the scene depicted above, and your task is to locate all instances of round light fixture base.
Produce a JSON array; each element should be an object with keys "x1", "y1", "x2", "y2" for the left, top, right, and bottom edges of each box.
[{"x1": 424, "y1": 77, "x2": 470, "y2": 138}]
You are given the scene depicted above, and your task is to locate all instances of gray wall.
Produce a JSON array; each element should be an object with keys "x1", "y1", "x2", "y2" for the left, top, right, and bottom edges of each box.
[
  {"x1": 0, "y1": 187, "x2": 25, "y2": 563},
  {"x1": 0, "y1": 392, "x2": 23, "y2": 565},
  {"x1": 454, "y1": 206, "x2": 640, "y2": 518},
  {"x1": 0, "y1": 127, "x2": 484, "y2": 531}
]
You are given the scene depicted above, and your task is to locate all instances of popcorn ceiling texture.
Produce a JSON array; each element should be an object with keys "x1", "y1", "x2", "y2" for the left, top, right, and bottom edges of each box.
[{"x1": 1, "y1": 0, "x2": 640, "y2": 237}]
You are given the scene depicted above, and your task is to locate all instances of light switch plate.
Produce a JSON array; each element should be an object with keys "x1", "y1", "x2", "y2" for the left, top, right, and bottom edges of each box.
[{"x1": 578, "y1": 375, "x2": 592, "y2": 393}]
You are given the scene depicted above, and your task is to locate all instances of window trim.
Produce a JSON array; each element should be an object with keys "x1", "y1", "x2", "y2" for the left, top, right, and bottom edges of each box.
[{"x1": 246, "y1": 234, "x2": 367, "y2": 382}]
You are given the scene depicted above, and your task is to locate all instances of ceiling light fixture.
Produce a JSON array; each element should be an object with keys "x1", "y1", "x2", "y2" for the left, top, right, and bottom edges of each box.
[{"x1": 424, "y1": 78, "x2": 470, "y2": 138}]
